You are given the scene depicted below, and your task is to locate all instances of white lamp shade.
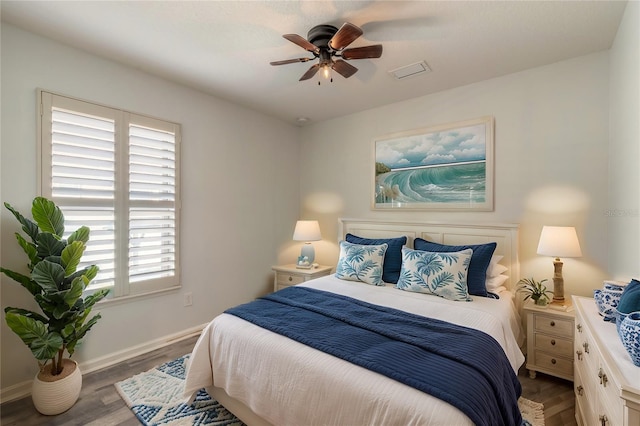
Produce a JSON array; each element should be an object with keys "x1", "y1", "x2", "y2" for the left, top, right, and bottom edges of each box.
[
  {"x1": 536, "y1": 226, "x2": 582, "y2": 258},
  {"x1": 293, "y1": 220, "x2": 322, "y2": 242}
]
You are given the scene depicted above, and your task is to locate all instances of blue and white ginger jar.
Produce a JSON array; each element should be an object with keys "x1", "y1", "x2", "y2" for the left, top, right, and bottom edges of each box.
[{"x1": 619, "y1": 311, "x2": 640, "y2": 367}]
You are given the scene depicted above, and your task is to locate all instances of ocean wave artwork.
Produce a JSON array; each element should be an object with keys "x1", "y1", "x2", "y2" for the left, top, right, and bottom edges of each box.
[
  {"x1": 373, "y1": 117, "x2": 493, "y2": 209},
  {"x1": 375, "y1": 162, "x2": 486, "y2": 204}
]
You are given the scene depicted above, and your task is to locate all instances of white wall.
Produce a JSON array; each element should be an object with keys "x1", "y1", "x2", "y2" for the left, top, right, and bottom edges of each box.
[
  {"x1": 608, "y1": 1, "x2": 640, "y2": 281},
  {"x1": 1, "y1": 24, "x2": 299, "y2": 393},
  {"x1": 300, "y1": 52, "x2": 612, "y2": 298}
]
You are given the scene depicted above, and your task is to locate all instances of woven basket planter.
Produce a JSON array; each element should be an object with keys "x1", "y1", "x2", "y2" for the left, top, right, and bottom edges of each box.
[{"x1": 32, "y1": 359, "x2": 82, "y2": 415}]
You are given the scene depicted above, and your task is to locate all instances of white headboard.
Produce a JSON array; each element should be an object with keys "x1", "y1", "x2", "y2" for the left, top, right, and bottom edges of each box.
[{"x1": 338, "y1": 218, "x2": 520, "y2": 291}]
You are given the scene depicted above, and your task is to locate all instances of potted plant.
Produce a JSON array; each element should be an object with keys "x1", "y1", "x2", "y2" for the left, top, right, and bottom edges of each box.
[
  {"x1": 1, "y1": 197, "x2": 110, "y2": 415},
  {"x1": 517, "y1": 277, "x2": 553, "y2": 306}
]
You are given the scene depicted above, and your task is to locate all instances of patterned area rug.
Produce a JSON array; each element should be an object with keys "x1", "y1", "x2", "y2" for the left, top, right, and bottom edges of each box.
[
  {"x1": 115, "y1": 355, "x2": 244, "y2": 425},
  {"x1": 116, "y1": 354, "x2": 544, "y2": 426},
  {"x1": 520, "y1": 397, "x2": 546, "y2": 426}
]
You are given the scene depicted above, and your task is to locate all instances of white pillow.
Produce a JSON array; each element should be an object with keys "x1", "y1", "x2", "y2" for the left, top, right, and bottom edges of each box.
[
  {"x1": 486, "y1": 274, "x2": 509, "y2": 291},
  {"x1": 335, "y1": 240, "x2": 387, "y2": 286},
  {"x1": 490, "y1": 286, "x2": 508, "y2": 295},
  {"x1": 395, "y1": 247, "x2": 473, "y2": 302},
  {"x1": 486, "y1": 255, "x2": 508, "y2": 277}
]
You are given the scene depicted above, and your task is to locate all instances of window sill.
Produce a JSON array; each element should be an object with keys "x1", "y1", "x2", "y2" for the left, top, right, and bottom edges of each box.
[{"x1": 95, "y1": 285, "x2": 181, "y2": 308}]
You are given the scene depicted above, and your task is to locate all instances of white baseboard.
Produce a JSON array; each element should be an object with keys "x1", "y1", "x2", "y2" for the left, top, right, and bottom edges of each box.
[
  {"x1": 0, "y1": 381, "x2": 33, "y2": 407},
  {"x1": 0, "y1": 323, "x2": 207, "y2": 405}
]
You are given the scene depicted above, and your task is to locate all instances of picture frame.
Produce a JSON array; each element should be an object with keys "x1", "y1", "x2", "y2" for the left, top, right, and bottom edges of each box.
[{"x1": 373, "y1": 116, "x2": 494, "y2": 211}]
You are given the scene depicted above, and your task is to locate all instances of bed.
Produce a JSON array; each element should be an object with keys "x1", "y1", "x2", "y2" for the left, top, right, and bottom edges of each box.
[{"x1": 184, "y1": 219, "x2": 525, "y2": 426}]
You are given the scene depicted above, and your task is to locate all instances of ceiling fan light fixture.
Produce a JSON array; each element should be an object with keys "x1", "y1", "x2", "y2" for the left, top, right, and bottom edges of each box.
[
  {"x1": 322, "y1": 64, "x2": 331, "y2": 79},
  {"x1": 389, "y1": 61, "x2": 432, "y2": 80},
  {"x1": 271, "y1": 22, "x2": 382, "y2": 83}
]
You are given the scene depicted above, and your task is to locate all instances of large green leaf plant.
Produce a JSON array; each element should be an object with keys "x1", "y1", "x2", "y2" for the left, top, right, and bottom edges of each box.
[{"x1": 1, "y1": 197, "x2": 110, "y2": 375}]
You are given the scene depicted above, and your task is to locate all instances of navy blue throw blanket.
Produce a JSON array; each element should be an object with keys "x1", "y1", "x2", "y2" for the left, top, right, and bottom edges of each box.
[{"x1": 225, "y1": 286, "x2": 522, "y2": 426}]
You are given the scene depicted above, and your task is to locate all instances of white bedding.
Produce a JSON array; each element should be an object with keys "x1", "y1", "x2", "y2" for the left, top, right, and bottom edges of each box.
[{"x1": 185, "y1": 275, "x2": 525, "y2": 426}]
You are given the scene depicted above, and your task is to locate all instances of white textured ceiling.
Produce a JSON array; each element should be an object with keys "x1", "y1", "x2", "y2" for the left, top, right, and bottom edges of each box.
[{"x1": 1, "y1": 1, "x2": 627, "y2": 125}]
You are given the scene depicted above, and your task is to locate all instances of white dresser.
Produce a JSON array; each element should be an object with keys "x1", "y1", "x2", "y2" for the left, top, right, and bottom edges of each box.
[{"x1": 573, "y1": 296, "x2": 640, "y2": 426}]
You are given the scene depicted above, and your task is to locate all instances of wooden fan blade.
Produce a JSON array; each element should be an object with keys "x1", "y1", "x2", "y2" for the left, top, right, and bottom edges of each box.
[
  {"x1": 341, "y1": 44, "x2": 383, "y2": 60},
  {"x1": 299, "y1": 64, "x2": 320, "y2": 81},
  {"x1": 270, "y1": 57, "x2": 313, "y2": 66},
  {"x1": 332, "y1": 60, "x2": 358, "y2": 79},
  {"x1": 329, "y1": 22, "x2": 363, "y2": 51},
  {"x1": 283, "y1": 34, "x2": 319, "y2": 53}
]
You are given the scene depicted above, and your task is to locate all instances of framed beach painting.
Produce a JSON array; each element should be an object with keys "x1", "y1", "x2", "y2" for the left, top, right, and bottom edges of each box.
[{"x1": 373, "y1": 116, "x2": 494, "y2": 211}]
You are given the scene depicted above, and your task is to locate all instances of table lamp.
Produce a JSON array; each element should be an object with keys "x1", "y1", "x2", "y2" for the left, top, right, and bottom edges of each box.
[
  {"x1": 536, "y1": 226, "x2": 582, "y2": 304},
  {"x1": 293, "y1": 220, "x2": 321, "y2": 268}
]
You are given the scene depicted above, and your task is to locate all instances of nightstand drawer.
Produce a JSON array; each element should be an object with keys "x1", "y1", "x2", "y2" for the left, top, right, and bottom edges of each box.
[
  {"x1": 272, "y1": 264, "x2": 333, "y2": 293},
  {"x1": 534, "y1": 315, "x2": 573, "y2": 337},
  {"x1": 277, "y1": 274, "x2": 305, "y2": 286},
  {"x1": 534, "y1": 334, "x2": 573, "y2": 356},
  {"x1": 534, "y1": 350, "x2": 573, "y2": 377}
]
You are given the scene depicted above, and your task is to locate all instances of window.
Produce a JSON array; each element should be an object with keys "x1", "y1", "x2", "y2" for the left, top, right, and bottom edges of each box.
[{"x1": 38, "y1": 91, "x2": 181, "y2": 299}]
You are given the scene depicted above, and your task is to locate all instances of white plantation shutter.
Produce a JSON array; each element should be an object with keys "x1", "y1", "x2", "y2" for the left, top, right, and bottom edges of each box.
[
  {"x1": 39, "y1": 91, "x2": 180, "y2": 299},
  {"x1": 127, "y1": 119, "x2": 177, "y2": 291},
  {"x1": 51, "y1": 110, "x2": 116, "y2": 199},
  {"x1": 62, "y1": 207, "x2": 116, "y2": 291},
  {"x1": 129, "y1": 207, "x2": 176, "y2": 283},
  {"x1": 49, "y1": 106, "x2": 117, "y2": 292}
]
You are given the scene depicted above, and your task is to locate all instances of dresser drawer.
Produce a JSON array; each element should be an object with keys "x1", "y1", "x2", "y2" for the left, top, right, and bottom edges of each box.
[
  {"x1": 574, "y1": 364, "x2": 597, "y2": 426},
  {"x1": 534, "y1": 315, "x2": 573, "y2": 337},
  {"x1": 534, "y1": 334, "x2": 573, "y2": 357},
  {"x1": 575, "y1": 325, "x2": 597, "y2": 374},
  {"x1": 277, "y1": 274, "x2": 305, "y2": 286},
  {"x1": 599, "y1": 364, "x2": 624, "y2": 426},
  {"x1": 534, "y1": 350, "x2": 573, "y2": 377}
]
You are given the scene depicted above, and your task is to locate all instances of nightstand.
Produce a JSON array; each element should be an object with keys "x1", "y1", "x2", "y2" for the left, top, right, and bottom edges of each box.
[
  {"x1": 524, "y1": 302, "x2": 575, "y2": 381},
  {"x1": 272, "y1": 264, "x2": 333, "y2": 292}
]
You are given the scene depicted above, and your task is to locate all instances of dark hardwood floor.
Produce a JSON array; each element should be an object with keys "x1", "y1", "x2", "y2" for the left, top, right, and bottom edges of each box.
[{"x1": 2, "y1": 335, "x2": 576, "y2": 425}]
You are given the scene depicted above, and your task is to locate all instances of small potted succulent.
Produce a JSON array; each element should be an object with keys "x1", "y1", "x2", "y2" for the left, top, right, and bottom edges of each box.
[{"x1": 517, "y1": 277, "x2": 553, "y2": 306}]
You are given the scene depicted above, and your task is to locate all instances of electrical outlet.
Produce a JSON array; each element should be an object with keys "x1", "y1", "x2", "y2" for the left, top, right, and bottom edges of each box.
[{"x1": 184, "y1": 292, "x2": 193, "y2": 307}]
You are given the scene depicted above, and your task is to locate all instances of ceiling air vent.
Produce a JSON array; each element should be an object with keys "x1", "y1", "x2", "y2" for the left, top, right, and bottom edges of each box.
[{"x1": 389, "y1": 61, "x2": 431, "y2": 80}]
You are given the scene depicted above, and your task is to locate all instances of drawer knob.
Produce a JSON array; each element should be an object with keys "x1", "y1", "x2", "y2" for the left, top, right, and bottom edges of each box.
[
  {"x1": 583, "y1": 342, "x2": 590, "y2": 353},
  {"x1": 550, "y1": 339, "x2": 556, "y2": 346},
  {"x1": 576, "y1": 350, "x2": 583, "y2": 360},
  {"x1": 551, "y1": 358, "x2": 557, "y2": 365},
  {"x1": 599, "y1": 414, "x2": 608, "y2": 425},
  {"x1": 598, "y1": 369, "x2": 608, "y2": 387},
  {"x1": 577, "y1": 323, "x2": 583, "y2": 333},
  {"x1": 550, "y1": 320, "x2": 555, "y2": 326},
  {"x1": 576, "y1": 385, "x2": 584, "y2": 396},
  {"x1": 288, "y1": 276, "x2": 293, "y2": 282}
]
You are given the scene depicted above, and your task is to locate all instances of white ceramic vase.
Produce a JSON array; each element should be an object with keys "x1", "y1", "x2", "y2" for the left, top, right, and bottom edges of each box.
[{"x1": 32, "y1": 360, "x2": 82, "y2": 415}]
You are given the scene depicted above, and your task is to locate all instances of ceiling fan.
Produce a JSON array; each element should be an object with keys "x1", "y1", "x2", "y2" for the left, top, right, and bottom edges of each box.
[{"x1": 270, "y1": 22, "x2": 383, "y2": 83}]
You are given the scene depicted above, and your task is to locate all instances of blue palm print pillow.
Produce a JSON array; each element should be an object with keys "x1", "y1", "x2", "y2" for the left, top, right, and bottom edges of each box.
[
  {"x1": 396, "y1": 247, "x2": 473, "y2": 301},
  {"x1": 335, "y1": 241, "x2": 388, "y2": 286}
]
